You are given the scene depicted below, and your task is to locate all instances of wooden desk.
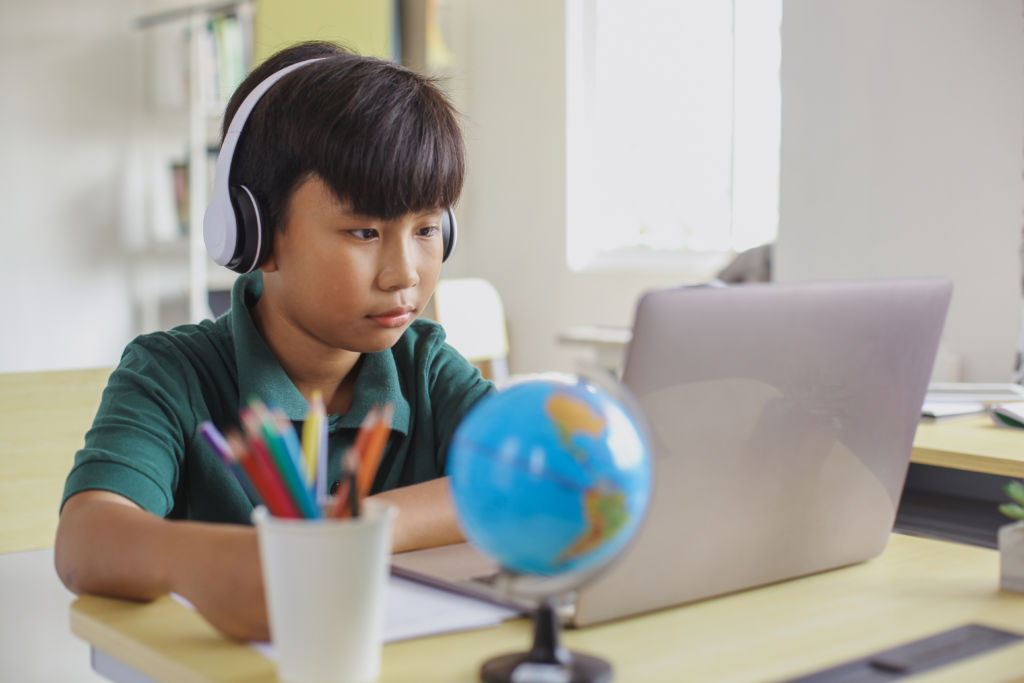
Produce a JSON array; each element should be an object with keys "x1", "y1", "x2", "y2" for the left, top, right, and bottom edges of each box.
[
  {"x1": 71, "y1": 534, "x2": 1024, "y2": 682},
  {"x1": 0, "y1": 367, "x2": 111, "y2": 553},
  {"x1": 912, "y1": 415, "x2": 1024, "y2": 479}
]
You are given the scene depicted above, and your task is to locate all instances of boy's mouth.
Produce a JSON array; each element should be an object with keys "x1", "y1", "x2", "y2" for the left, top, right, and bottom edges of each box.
[{"x1": 368, "y1": 307, "x2": 415, "y2": 328}]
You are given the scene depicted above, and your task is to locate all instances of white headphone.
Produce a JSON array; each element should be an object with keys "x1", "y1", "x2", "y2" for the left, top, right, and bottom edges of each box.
[{"x1": 203, "y1": 57, "x2": 458, "y2": 274}]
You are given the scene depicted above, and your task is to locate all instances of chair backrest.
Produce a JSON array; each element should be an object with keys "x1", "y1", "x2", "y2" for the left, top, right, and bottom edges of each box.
[
  {"x1": 432, "y1": 278, "x2": 510, "y2": 384},
  {"x1": 0, "y1": 367, "x2": 111, "y2": 553}
]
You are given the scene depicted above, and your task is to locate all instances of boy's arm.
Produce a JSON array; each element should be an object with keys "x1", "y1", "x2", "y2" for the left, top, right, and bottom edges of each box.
[
  {"x1": 55, "y1": 490, "x2": 268, "y2": 641},
  {"x1": 55, "y1": 478, "x2": 462, "y2": 640},
  {"x1": 370, "y1": 476, "x2": 464, "y2": 552}
]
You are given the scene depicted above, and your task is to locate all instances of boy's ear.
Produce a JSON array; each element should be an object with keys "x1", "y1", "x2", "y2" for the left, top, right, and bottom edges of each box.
[{"x1": 259, "y1": 251, "x2": 279, "y2": 273}]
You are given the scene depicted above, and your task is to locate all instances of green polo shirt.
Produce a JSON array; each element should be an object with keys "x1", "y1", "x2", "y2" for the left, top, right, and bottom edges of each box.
[{"x1": 61, "y1": 271, "x2": 494, "y2": 524}]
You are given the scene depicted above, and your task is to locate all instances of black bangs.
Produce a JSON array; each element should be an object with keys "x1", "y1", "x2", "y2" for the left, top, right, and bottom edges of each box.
[
  {"x1": 309, "y1": 61, "x2": 464, "y2": 219},
  {"x1": 225, "y1": 43, "x2": 465, "y2": 232}
]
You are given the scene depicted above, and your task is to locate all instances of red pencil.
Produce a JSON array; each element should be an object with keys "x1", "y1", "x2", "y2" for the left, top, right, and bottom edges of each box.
[{"x1": 227, "y1": 431, "x2": 300, "y2": 519}]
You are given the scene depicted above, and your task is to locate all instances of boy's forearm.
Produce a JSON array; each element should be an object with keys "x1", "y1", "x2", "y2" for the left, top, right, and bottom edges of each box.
[
  {"x1": 54, "y1": 497, "x2": 256, "y2": 601},
  {"x1": 56, "y1": 493, "x2": 268, "y2": 641},
  {"x1": 371, "y1": 476, "x2": 465, "y2": 553},
  {"x1": 55, "y1": 496, "x2": 177, "y2": 600}
]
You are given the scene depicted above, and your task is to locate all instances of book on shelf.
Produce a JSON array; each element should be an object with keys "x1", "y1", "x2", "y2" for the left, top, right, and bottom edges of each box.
[
  {"x1": 143, "y1": 8, "x2": 253, "y2": 111},
  {"x1": 211, "y1": 13, "x2": 248, "y2": 104},
  {"x1": 171, "y1": 161, "x2": 189, "y2": 235},
  {"x1": 166, "y1": 150, "x2": 218, "y2": 238},
  {"x1": 195, "y1": 12, "x2": 252, "y2": 108}
]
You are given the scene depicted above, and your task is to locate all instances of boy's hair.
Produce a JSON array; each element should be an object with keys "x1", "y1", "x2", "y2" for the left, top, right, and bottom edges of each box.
[{"x1": 223, "y1": 41, "x2": 465, "y2": 233}]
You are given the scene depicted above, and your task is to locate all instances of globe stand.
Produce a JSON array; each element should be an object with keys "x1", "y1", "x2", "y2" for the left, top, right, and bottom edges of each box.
[{"x1": 480, "y1": 598, "x2": 612, "y2": 683}]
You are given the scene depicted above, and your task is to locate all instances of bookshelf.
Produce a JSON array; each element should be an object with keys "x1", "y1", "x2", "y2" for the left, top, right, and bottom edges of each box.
[{"x1": 133, "y1": 0, "x2": 253, "y2": 331}]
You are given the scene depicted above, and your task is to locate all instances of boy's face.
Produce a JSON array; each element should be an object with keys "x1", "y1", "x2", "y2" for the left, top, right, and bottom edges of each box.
[{"x1": 259, "y1": 175, "x2": 445, "y2": 354}]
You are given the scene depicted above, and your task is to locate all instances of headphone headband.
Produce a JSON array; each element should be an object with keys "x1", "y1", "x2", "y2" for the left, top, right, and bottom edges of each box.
[{"x1": 203, "y1": 58, "x2": 325, "y2": 271}]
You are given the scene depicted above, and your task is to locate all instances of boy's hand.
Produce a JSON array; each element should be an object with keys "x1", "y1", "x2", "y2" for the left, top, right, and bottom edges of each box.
[
  {"x1": 166, "y1": 522, "x2": 269, "y2": 642},
  {"x1": 370, "y1": 476, "x2": 465, "y2": 553}
]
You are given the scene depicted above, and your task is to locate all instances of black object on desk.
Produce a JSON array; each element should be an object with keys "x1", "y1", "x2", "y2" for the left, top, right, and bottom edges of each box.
[{"x1": 787, "y1": 623, "x2": 1022, "y2": 682}]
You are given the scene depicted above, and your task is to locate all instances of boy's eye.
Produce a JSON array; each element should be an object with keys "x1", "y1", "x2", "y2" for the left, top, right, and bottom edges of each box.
[
  {"x1": 349, "y1": 229, "x2": 378, "y2": 240},
  {"x1": 418, "y1": 225, "x2": 440, "y2": 238}
]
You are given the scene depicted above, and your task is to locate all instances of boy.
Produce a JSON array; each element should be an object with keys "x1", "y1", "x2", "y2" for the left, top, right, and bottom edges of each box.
[{"x1": 54, "y1": 42, "x2": 492, "y2": 641}]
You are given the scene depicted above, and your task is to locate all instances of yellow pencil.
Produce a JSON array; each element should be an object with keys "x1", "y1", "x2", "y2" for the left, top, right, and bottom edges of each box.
[{"x1": 301, "y1": 390, "x2": 323, "y2": 489}]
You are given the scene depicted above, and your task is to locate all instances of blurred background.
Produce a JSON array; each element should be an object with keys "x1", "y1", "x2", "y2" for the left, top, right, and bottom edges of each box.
[{"x1": 1, "y1": 0, "x2": 1021, "y2": 381}]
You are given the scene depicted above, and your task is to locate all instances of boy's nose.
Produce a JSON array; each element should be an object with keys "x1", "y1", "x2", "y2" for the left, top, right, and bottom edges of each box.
[{"x1": 377, "y1": 244, "x2": 420, "y2": 291}]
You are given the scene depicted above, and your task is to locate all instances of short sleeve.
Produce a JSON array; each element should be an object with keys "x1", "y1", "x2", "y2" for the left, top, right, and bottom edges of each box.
[
  {"x1": 61, "y1": 338, "x2": 197, "y2": 516},
  {"x1": 425, "y1": 337, "x2": 496, "y2": 472}
]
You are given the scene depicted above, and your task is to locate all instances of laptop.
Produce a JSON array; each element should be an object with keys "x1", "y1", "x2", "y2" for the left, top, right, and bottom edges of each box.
[{"x1": 392, "y1": 278, "x2": 953, "y2": 627}]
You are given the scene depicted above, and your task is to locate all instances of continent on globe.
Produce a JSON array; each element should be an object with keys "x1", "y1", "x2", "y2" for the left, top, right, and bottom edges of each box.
[
  {"x1": 557, "y1": 485, "x2": 629, "y2": 564},
  {"x1": 545, "y1": 392, "x2": 606, "y2": 455}
]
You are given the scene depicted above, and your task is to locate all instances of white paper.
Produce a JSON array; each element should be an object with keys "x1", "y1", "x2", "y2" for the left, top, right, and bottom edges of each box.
[
  {"x1": 920, "y1": 400, "x2": 986, "y2": 420},
  {"x1": 172, "y1": 574, "x2": 518, "y2": 659},
  {"x1": 378, "y1": 575, "x2": 519, "y2": 642}
]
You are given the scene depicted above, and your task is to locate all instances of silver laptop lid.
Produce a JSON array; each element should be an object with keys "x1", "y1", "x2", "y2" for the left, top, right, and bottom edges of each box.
[{"x1": 572, "y1": 278, "x2": 952, "y2": 626}]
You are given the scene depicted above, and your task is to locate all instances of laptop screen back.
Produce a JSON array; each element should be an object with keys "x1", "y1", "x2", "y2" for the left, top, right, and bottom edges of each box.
[{"x1": 572, "y1": 278, "x2": 952, "y2": 626}]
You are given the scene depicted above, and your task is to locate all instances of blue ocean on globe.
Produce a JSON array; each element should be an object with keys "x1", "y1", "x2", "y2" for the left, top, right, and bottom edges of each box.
[{"x1": 447, "y1": 376, "x2": 653, "y2": 577}]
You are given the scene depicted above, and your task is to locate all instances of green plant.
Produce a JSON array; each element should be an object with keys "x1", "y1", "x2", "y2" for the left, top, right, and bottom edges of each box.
[{"x1": 999, "y1": 480, "x2": 1024, "y2": 521}]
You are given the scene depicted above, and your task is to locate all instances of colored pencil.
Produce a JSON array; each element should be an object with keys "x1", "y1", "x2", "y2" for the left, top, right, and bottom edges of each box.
[
  {"x1": 225, "y1": 430, "x2": 300, "y2": 518},
  {"x1": 328, "y1": 466, "x2": 353, "y2": 519},
  {"x1": 243, "y1": 403, "x2": 320, "y2": 519},
  {"x1": 347, "y1": 453, "x2": 360, "y2": 518},
  {"x1": 197, "y1": 421, "x2": 258, "y2": 502},
  {"x1": 328, "y1": 447, "x2": 360, "y2": 518},
  {"x1": 356, "y1": 403, "x2": 393, "y2": 499},
  {"x1": 314, "y1": 392, "x2": 329, "y2": 506},
  {"x1": 353, "y1": 406, "x2": 379, "y2": 459},
  {"x1": 346, "y1": 407, "x2": 380, "y2": 517},
  {"x1": 302, "y1": 390, "x2": 324, "y2": 492},
  {"x1": 274, "y1": 409, "x2": 304, "y2": 465},
  {"x1": 271, "y1": 407, "x2": 316, "y2": 505}
]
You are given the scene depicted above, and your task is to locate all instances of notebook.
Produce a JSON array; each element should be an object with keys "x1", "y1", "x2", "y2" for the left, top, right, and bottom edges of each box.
[{"x1": 392, "y1": 278, "x2": 953, "y2": 627}]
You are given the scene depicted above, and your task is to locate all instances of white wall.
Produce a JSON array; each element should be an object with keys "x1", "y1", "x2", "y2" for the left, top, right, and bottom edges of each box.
[
  {"x1": 777, "y1": 0, "x2": 1024, "y2": 381},
  {"x1": 0, "y1": 0, "x2": 147, "y2": 373},
  {"x1": 449, "y1": 0, "x2": 686, "y2": 377}
]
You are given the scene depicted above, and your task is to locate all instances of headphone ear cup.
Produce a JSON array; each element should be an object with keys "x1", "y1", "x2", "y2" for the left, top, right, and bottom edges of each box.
[
  {"x1": 442, "y1": 207, "x2": 457, "y2": 262},
  {"x1": 228, "y1": 184, "x2": 270, "y2": 273}
]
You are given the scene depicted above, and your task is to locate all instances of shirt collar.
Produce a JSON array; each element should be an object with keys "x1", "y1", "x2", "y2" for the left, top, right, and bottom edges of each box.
[
  {"x1": 334, "y1": 351, "x2": 410, "y2": 435},
  {"x1": 229, "y1": 271, "x2": 410, "y2": 434}
]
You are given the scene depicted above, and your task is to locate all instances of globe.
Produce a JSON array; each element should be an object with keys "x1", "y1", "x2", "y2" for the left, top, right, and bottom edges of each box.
[{"x1": 447, "y1": 375, "x2": 653, "y2": 581}]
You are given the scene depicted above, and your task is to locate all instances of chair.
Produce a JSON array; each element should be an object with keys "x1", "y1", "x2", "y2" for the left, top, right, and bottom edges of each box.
[
  {"x1": 0, "y1": 367, "x2": 112, "y2": 554},
  {"x1": 431, "y1": 278, "x2": 510, "y2": 385}
]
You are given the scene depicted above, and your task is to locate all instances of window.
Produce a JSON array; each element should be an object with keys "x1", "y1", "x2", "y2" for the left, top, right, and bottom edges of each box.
[{"x1": 565, "y1": 0, "x2": 782, "y2": 274}]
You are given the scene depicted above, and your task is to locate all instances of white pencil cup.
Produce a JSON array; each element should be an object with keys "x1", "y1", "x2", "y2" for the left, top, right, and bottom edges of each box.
[{"x1": 253, "y1": 499, "x2": 397, "y2": 683}]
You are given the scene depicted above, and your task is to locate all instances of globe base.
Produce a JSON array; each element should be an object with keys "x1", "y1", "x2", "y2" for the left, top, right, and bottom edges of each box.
[
  {"x1": 479, "y1": 599, "x2": 612, "y2": 683},
  {"x1": 480, "y1": 652, "x2": 612, "y2": 683}
]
